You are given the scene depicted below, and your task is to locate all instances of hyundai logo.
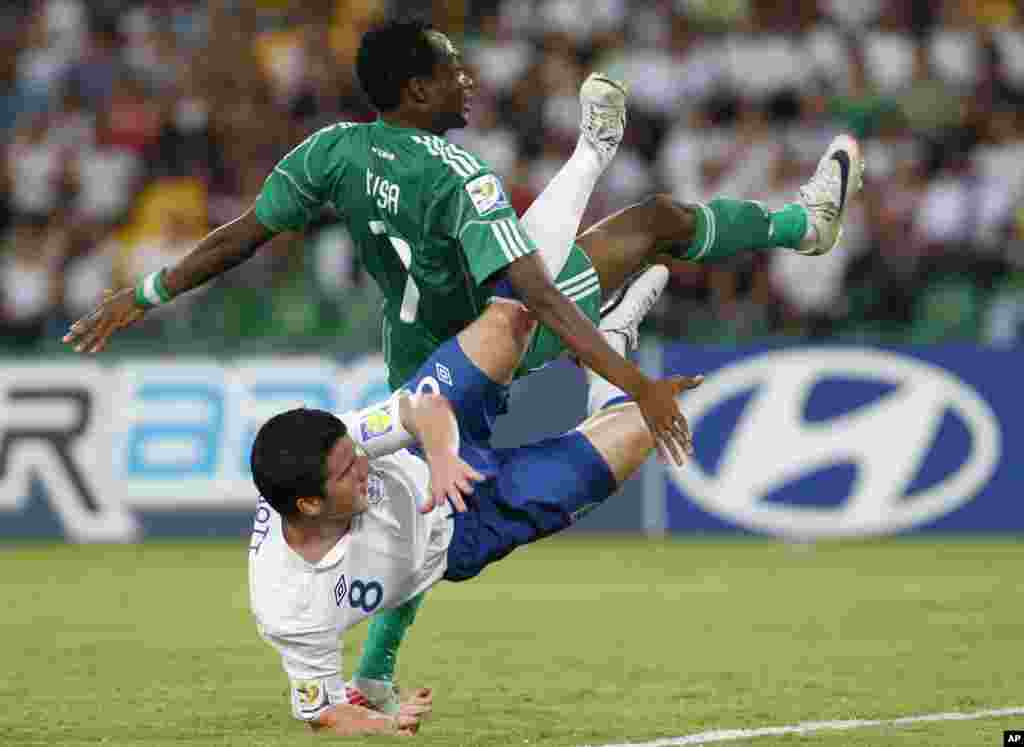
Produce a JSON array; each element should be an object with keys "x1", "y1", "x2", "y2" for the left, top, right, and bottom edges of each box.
[{"x1": 668, "y1": 349, "x2": 1001, "y2": 538}]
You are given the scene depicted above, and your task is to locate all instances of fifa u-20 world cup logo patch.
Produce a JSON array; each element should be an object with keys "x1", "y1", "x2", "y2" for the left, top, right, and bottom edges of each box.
[
  {"x1": 294, "y1": 679, "x2": 328, "y2": 716},
  {"x1": 360, "y1": 406, "x2": 394, "y2": 441},
  {"x1": 465, "y1": 173, "x2": 509, "y2": 215}
]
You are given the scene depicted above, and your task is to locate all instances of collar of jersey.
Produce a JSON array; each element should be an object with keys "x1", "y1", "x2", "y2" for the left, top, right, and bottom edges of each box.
[
  {"x1": 375, "y1": 118, "x2": 431, "y2": 136},
  {"x1": 283, "y1": 530, "x2": 351, "y2": 572}
]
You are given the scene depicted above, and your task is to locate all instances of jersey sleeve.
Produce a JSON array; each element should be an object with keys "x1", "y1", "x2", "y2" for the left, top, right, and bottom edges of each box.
[
  {"x1": 254, "y1": 126, "x2": 336, "y2": 233},
  {"x1": 429, "y1": 165, "x2": 538, "y2": 286},
  {"x1": 339, "y1": 389, "x2": 416, "y2": 459},
  {"x1": 258, "y1": 627, "x2": 346, "y2": 722}
]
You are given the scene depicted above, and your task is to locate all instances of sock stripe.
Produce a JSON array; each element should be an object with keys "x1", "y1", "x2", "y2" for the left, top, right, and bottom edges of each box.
[{"x1": 693, "y1": 202, "x2": 716, "y2": 261}]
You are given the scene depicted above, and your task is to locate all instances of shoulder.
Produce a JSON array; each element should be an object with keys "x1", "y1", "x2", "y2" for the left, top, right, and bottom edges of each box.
[
  {"x1": 369, "y1": 451, "x2": 431, "y2": 505},
  {"x1": 285, "y1": 121, "x2": 366, "y2": 159},
  {"x1": 411, "y1": 137, "x2": 511, "y2": 217},
  {"x1": 307, "y1": 121, "x2": 368, "y2": 154},
  {"x1": 407, "y1": 133, "x2": 489, "y2": 184}
]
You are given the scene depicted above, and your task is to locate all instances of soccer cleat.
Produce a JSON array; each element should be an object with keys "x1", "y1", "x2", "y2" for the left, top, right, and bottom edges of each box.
[
  {"x1": 580, "y1": 72, "x2": 627, "y2": 166},
  {"x1": 795, "y1": 134, "x2": 865, "y2": 256},
  {"x1": 346, "y1": 677, "x2": 400, "y2": 716},
  {"x1": 599, "y1": 264, "x2": 669, "y2": 352}
]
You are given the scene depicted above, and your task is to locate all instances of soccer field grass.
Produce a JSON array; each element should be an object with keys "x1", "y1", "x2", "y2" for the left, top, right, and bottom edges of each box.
[{"x1": 2, "y1": 537, "x2": 1020, "y2": 746}]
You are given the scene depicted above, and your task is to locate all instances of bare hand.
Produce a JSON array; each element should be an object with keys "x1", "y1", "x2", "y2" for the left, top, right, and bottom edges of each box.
[
  {"x1": 395, "y1": 688, "x2": 433, "y2": 736},
  {"x1": 634, "y1": 375, "x2": 704, "y2": 466},
  {"x1": 62, "y1": 288, "x2": 147, "y2": 353},
  {"x1": 421, "y1": 451, "x2": 485, "y2": 514}
]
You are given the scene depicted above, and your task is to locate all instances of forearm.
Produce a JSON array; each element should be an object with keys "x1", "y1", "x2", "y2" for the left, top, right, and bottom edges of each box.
[
  {"x1": 511, "y1": 268, "x2": 648, "y2": 397},
  {"x1": 161, "y1": 209, "x2": 273, "y2": 298},
  {"x1": 400, "y1": 393, "x2": 459, "y2": 459}
]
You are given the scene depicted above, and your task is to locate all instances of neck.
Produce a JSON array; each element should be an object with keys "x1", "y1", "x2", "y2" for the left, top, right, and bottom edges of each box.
[
  {"x1": 282, "y1": 515, "x2": 351, "y2": 564},
  {"x1": 381, "y1": 109, "x2": 442, "y2": 135}
]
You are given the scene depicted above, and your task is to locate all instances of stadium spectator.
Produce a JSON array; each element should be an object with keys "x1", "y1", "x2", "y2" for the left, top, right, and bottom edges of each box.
[{"x1": 0, "y1": 0, "x2": 1019, "y2": 355}]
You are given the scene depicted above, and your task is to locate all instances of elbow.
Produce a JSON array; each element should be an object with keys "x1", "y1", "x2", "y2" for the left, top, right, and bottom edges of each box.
[{"x1": 510, "y1": 274, "x2": 559, "y2": 318}]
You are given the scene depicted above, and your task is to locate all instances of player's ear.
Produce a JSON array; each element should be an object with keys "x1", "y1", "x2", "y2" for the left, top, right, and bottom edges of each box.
[
  {"x1": 407, "y1": 76, "x2": 431, "y2": 106},
  {"x1": 295, "y1": 495, "x2": 322, "y2": 518}
]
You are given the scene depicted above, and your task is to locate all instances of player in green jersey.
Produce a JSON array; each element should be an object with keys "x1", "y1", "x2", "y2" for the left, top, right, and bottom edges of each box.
[
  {"x1": 63, "y1": 29, "x2": 703, "y2": 466},
  {"x1": 63, "y1": 17, "x2": 862, "y2": 463},
  {"x1": 63, "y1": 18, "x2": 864, "y2": 713}
]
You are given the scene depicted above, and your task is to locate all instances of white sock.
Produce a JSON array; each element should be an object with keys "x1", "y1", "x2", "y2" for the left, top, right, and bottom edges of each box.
[
  {"x1": 585, "y1": 331, "x2": 629, "y2": 416},
  {"x1": 520, "y1": 135, "x2": 606, "y2": 279}
]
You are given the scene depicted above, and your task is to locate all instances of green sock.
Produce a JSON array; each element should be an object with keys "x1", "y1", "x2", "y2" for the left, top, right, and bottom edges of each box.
[
  {"x1": 678, "y1": 199, "x2": 807, "y2": 262},
  {"x1": 354, "y1": 592, "x2": 426, "y2": 681}
]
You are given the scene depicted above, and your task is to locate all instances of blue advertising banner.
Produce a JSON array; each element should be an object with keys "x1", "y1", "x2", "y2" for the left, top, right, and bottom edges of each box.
[
  {"x1": 0, "y1": 354, "x2": 636, "y2": 541},
  {"x1": 3, "y1": 344, "x2": 1018, "y2": 541},
  {"x1": 0, "y1": 355, "x2": 393, "y2": 542},
  {"x1": 660, "y1": 344, "x2": 1013, "y2": 537}
]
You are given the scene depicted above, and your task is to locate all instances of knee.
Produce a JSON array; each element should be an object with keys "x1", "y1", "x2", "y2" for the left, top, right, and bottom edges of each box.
[
  {"x1": 460, "y1": 301, "x2": 537, "y2": 384},
  {"x1": 641, "y1": 194, "x2": 697, "y2": 240},
  {"x1": 479, "y1": 300, "x2": 536, "y2": 348}
]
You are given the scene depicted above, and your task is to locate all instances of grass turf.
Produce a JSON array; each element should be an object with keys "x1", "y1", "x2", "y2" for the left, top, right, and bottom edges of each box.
[{"x1": 1, "y1": 537, "x2": 1020, "y2": 746}]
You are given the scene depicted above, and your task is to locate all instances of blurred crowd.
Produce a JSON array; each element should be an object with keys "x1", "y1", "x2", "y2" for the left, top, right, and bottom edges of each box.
[{"x1": 1, "y1": 0, "x2": 1023, "y2": 356}]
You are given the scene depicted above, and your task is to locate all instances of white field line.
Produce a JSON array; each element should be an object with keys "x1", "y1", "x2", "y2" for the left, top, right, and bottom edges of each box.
[{"x1": 589, "y1": 706, "x2": 1024, "y2": 746}]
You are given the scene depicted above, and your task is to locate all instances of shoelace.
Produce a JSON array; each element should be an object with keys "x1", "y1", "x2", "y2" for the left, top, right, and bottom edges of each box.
[{"x1": 584, "y1": 105, "x2": 624, "y2": 146}]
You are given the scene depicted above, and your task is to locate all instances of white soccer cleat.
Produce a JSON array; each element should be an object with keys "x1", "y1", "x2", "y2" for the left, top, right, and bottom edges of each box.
[
  {"x1": 580, "y1": 72, "x2": 627, "y2": 166},
  {"x1": 346, "y1": 677, "x2": 400, "y2": 716},
  {"x1": 795, "y1": 134, "x2": 865, "y2": 256},
  {"x1": 599, "y1": 264, "x2": 669, "y2": 352}
]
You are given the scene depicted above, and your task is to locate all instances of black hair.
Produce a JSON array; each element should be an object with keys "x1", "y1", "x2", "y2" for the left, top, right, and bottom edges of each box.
[
  {"x1": 250, "y1": 408, "x2": 347, "y2": 517},
  {"x1": 356, "y1": 18, "x2": 441, "y2": 113}
]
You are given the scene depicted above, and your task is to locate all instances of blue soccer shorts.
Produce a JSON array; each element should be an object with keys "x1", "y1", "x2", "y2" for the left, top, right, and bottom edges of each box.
[{"x1": 399, "y1": 336, "x2": 617, "y2": 582}]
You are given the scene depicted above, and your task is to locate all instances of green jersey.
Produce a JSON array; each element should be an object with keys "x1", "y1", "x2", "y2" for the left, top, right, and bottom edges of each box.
[{"x1": 254, "y1": 119, "x2": 540, "y2": 389}]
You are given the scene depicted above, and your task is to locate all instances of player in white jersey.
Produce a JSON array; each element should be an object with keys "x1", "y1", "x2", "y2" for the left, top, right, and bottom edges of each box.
[{"x1": 248, "y1": 265, "x2": 702, "y2": 736}]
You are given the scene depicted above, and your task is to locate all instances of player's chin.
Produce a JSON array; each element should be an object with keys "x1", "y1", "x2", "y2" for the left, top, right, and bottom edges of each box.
[{"x1": 442, "y1": 111, "x2": 469, "y2": 130}]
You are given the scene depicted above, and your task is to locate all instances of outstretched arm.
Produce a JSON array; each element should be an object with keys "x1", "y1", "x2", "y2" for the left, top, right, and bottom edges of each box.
[
  {"x1": 503, "y1": 252, "x2": 694, "y2": 465},
  {"x1": 340, "y1": 390, "x2": 483, "y2": 512},
  {"x1": 161, "y1": 208, "x2": 274, "y2": 297},
  {"x1": 62, "y1": 208, "x2": 275, "y2": 353},
  {"x1": 398, "y1": 392, "x2": 484, "y2": 513}
]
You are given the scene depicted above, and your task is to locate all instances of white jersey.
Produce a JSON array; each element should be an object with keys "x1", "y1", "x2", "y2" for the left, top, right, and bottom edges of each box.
[{"x1": 248, "y1": 409, "x2": 455, "y2": 721}]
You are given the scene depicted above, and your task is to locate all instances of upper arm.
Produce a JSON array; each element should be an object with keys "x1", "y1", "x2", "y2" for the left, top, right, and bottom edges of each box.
[
  {"x1": 415, "y1": 138, "x2": 537, "y2": 286},
  {"x1": 227, "y1": 206, "x2": 278, "y2": 248},
  {"x1": 449, "y1": 173, "x2": 538, "y2": 285},
  {"x1": 501, "y1": 251, "x2": 562, "y2": 309}
]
